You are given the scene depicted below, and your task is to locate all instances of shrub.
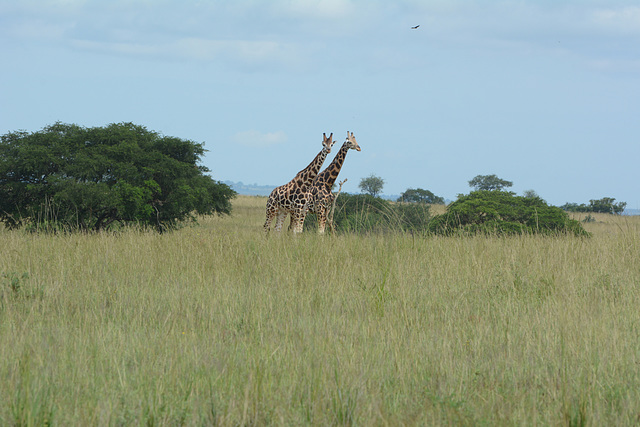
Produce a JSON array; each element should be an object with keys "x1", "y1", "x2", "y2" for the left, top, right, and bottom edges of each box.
[
  {"x1": 428, "y1": 191, "x2": 589, "y2": 237},
  {"x1": 308, "y1": 193, "x2": 430, "y2": 234}
]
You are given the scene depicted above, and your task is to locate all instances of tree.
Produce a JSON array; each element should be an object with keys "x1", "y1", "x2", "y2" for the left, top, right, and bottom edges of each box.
[
  {"x1": 358, "y1": 174, "x2": 385, "y2": 197},
  {"x1": 522, "y1": 189, "x2": 540, "y2": 199},
  {"x1": 559, "y1": 202, "x2": 588, "y2": 213},
  {"x1": 560, "y1": 197, "x2": 627, "y2": 215},
  {"x1": 428, "y1": 190, "x2": 588, "y2": 237},
  {"x1": 0, "y1": 122, "x2": 236, "y2": 231},
  {"x1": 468, "y1": 174, "x2": 513, "y2": 191},
  {"x1": 397, "y1": 188, "x2": 445, "y2": 204},
  {"x1": 588, "y1": 197, "x2": 627, "y2": 215}
]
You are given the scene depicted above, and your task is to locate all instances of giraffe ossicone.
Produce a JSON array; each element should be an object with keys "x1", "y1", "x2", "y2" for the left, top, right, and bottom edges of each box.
[{"x1": 263, "y1": 132, "x2": 335, "y2": 234}]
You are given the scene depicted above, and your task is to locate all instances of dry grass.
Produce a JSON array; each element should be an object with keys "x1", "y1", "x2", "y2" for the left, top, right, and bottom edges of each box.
[{"x1": 1, "y1": 195, "x2": 639, "y2": 425}]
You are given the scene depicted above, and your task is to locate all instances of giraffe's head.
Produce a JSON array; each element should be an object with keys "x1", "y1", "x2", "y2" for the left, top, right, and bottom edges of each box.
[
  {"x1": 345, "y1": 131, "x2": 361, "y2": 151},
  {"x1": 322, "y1": 133, "x2": 335, "y2": 153}
]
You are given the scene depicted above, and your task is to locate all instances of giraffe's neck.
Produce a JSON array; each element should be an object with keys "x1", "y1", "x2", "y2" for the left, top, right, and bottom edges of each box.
[
  {"x1": 314, "y1": 142, "x2": 349, "y2": 189},
  {"x1": 292, "y1": 146, "x2": 330, "y2": 189}
]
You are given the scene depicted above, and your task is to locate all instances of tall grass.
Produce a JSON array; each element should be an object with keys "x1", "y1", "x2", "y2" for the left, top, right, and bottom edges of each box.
[{"x1": 1, "y1": 196, "x2": 639, "y2": 425}]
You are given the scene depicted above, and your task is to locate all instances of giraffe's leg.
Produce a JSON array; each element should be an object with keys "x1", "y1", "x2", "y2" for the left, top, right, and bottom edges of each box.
[
  {"x1": 290, "y1": 211, "x2": 303, "y2": 234},
  {"x1": 294, "y1": 202, "x2": 313, "y2": 234},
  {"x1": 293, "y1": 219, "x2": 304, "y2": 234},
  {"x1": 290, "y1": 213, "x2": 300, "y2": 234},
  {"x1": 264, "y1": 204, "x2": 276, "y2": 233},
  {"x1": 274, "y1": 210, "x2": 287, "y2": 232},
  {"x1": 317, "y1": 207, "x2": 327, "y2": 234}
]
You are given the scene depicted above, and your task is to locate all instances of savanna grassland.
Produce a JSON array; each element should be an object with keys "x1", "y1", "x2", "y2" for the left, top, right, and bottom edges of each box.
[{"x1": 1, "y1": 195, "x2": 639, "y2": 426}]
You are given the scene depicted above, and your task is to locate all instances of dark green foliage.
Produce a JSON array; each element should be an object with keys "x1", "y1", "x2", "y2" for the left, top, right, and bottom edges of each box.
[
  {"x1": 591, "y1": 197, "x2": 627, "y2": 214},
  {"x1": 397, "y1": 188, "x2": 445, "y2": 204},
  {"x1": 468, "y1": 174, "x2": 513, "y2": 191},
  {"x1": 560, "y1": 203, "x2": 585, "y2": 212},
  {"x1": 392, "y1": 202, "x2": 432, "y2": 232},
  {"x1": 428, "y1": 191, "x2": 589, "y2": 237},
  {"x1": 317, "y1": 193, "x2": 430, "y2": 233},
  {"x1": 0, "y1": 122, "x2": 236, "y2": 231},
  {"x1": 561, "y1": 198, "x2": 627, "y2": 215}
]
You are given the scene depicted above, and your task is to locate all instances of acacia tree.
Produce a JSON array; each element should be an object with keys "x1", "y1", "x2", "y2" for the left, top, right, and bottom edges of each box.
[
  {"x1": 468, "y1": 174, "x2": 513, "y2": 191},
  {"x1": 358, "y1": 174, "x2": 385, "y2": 197},
  {"x1": 0, "y1": 122, "x2": 236, "y2": 231},
  {"x1": 397, "y1": 188, "x2": 445, "y2": 204}
]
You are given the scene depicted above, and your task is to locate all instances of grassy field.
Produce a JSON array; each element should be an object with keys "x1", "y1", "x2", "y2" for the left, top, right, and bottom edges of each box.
[{"x1": 1, "y1": 195, "x2": 639, "y2": 425}]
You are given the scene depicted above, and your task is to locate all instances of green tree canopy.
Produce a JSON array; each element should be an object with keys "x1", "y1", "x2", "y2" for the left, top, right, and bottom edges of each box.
[
  {"x1": 397, "y1": 188, "x2": 445, "y2": 204},
  {"x1": 358, "y1": 174, "x2": 385, "y2": 197},
  {"x1": 468, "y1": 174, "x2": 513, "y2": 191},
  {"x1": 0, "y1": 122, "x2": 236, "y2": 231},
  {"x1": 560, "y1": 197, "x2": 627, "y2": 215},
  {"x1": 428, "y1": 190, "x2": 588, "y2": 236}
]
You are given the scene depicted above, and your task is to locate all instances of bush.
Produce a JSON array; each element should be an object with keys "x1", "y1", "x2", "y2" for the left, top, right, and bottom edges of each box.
[
  {"x1": 428, "y1": 191, "x2": 589, "y2": 237},
  {"x1": 307, "y1": 193, "x2": 430, "y2": 234}
]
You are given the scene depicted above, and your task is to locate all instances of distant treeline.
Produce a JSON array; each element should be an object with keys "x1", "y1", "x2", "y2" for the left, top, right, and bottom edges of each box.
[
  {"x1": 225, "y1": 181, "x2": 637, "y2": 216},
  {"x1": 560, "y1": 198, "x2": 627, "y2": 215}
]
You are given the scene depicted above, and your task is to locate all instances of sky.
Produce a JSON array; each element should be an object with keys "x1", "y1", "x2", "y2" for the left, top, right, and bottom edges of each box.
[{"x1": 1, "y1": 0, "x2": 639, "y2": 208}]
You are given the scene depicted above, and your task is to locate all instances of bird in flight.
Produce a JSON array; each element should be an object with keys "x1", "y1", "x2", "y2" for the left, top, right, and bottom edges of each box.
[{"x1": 411, "y1": 25, "x2": 420, "y2": 29}]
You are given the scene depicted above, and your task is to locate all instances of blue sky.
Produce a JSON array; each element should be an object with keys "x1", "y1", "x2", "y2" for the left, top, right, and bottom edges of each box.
[{"x1": 1, "y1": 0, "x2": 639, "y2": 207}]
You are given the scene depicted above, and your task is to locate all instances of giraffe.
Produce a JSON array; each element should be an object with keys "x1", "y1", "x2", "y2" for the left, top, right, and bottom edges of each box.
[
  {"x1": 264, "y1": 133, "x2": 335, "y2": 234},
  {"x1": 306, "y1": 131, "x2": 361, "y2": 234}
]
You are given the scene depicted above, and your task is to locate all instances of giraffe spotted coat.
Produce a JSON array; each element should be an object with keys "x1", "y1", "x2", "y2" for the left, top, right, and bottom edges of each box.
[{"x1": 264, "y1": 133, "x2": 335, "y2": 234}]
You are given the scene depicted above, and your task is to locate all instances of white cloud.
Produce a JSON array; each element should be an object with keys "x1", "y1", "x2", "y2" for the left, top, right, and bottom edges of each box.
[
  {"x1": 6, "y1": 0, "x2": 640, "y2": 74},
  {"x1": 1, "y1": 1, "x2": 302, "y2": 64},
  {"x1": 591, "y1": 6, "x2": 640, "y2": 34},
  {"x1": 233, "y1": 130, "x2": 288, "y2": 148},
  {"x1": 0, "y1": 0, "x2": 354, "y2": 67}
]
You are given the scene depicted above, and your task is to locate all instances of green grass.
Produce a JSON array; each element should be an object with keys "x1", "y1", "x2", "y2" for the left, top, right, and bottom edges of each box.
[{"x1": 1, "y1": 196, "x2": 640, "y2": 425}]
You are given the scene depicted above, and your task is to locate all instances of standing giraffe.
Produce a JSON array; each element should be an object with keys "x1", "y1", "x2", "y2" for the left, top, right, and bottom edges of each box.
[
  {"x1": 306, "y1": 131, "x2": 361, "y2": 234},
  {"x1": 264, "y1": 133, "x2": 335, "y2": 234}
]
